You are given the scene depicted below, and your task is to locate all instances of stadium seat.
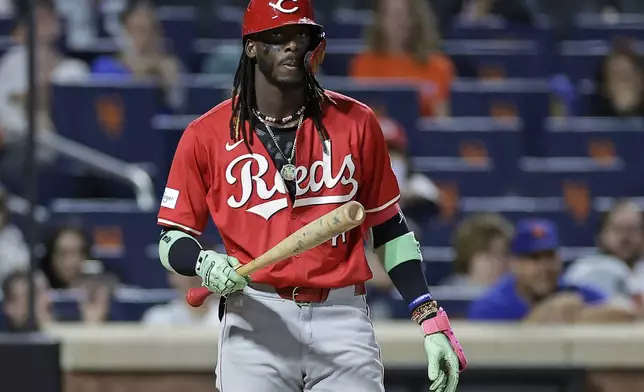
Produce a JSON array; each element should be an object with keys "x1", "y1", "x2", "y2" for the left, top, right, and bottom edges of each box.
[
  {"x1": 445, "y1": 39, "x2": 548, "y2": 78},
  {"x1": 543, "y1": 117, "x2": 644, "y2": 172},
  {"x1": 413, "y1": 117, "x2": 524, "y2": 184},
  {"x1": 518, "y1": 157, "x2": 644, "y2": 197},
  {"x1": 412, "y1": 157, "x2": 508, "y2": 197},
  {"x1": 448, "y1": 80, "x2": 552, "y2": 142}
]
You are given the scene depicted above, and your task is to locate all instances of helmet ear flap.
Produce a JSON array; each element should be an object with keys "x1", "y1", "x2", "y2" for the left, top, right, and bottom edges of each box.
[{"x1": 305, "y1": 35, "x2": 326, "y2": 75}]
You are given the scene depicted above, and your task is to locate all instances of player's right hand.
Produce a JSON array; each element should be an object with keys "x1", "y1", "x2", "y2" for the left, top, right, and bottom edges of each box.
[{"x1": 195, "y1": 250, "x2": 249, "y2": 296}]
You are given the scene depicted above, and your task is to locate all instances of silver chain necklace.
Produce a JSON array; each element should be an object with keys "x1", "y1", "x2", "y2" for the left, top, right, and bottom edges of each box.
[{"x1": 257, "y1": 114, "x2": 304, "y2": 182}]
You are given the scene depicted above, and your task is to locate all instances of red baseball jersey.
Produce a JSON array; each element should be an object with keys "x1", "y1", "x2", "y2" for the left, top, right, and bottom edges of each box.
[{"x1": 157, "y1": 91, "x2": 401, "y2": 288}]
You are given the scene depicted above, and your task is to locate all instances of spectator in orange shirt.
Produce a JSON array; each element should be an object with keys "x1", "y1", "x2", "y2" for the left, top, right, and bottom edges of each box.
[{"x1": 349, "y1": 0, "x2": 456, "y2": 117}]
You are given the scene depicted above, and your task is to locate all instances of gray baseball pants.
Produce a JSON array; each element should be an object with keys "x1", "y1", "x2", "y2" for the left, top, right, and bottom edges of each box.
[{"x1": 215, "y1": 283, "x2": 386, "y2": 392}]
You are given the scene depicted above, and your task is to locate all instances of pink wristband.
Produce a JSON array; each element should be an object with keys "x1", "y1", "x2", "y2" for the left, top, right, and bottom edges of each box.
[{"x1": 421, "y1": 308, "x2": 468, "y2": 372}]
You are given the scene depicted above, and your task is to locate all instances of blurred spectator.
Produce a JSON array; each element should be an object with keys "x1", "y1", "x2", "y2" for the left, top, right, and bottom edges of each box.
[
  {"x1": 590, "y1": 38, "x2": 644, "y2": 117},
  {"x1": 142, "y1": 273, "x2": 221, "y2": 326},
  {"x1": 90, "y1": 0, "x2": 185, "y2": 112},
  {"x1": 52, "y1": 273, "x2": 125, "y2": 324},
  {"x1": 441, "y1": 213, "x2": 513, "y2": 290},
  {"x1": 0, "y1": 0, "x2": 89, "y2": 187},
  {"x1": 380, "y1": 116, "x2": 440, "y2": 231},
  {"x1": 564, "y1": 199, "x2": 644, "y2": 315},
  {"x1": 40, "y1": 225, "x2": 113, "y2": 289},
  {"x1": 349, "y1": 0, "x2": 455, "y2": 117},
  {"x1": 468, "y1": 219, "x2": 634, "y2": 323},
  {"x1": 0, "y1": 270, "x2": 53, "y2": 332},
  {"x1": 0, "y1": 190, "x2": 29, "y2": 284}
]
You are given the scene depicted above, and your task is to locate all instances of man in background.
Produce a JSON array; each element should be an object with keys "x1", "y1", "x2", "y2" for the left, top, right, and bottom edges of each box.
[
  {"x1": 441, "y1": 213, "x2": 513, "y2": 292},
  {"x1": 564, "y1": 199, "x2": 644, "y2": 316},
  {"x1": 468, "y1": 218, "x2": 634, "y2": 323}
]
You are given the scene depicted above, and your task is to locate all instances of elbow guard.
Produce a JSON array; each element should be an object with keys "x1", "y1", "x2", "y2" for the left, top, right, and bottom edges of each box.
[{"x1": 159, "y1": 229, "x2": 202, "y2": 276}]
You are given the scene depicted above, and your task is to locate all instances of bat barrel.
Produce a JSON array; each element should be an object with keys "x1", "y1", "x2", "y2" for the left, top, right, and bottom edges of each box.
[{"x1": 345, "y1": 201, "x2": 366, "y2": 223}]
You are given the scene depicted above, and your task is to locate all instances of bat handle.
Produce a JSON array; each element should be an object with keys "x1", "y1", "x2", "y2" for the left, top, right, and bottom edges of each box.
[{"x1": 186, "y1": 287, "x2": 213, "y2": 308}]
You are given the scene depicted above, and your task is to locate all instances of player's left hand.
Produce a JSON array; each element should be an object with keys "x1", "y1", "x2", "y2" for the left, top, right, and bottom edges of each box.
[{"x1": 424, "y1": 332, "x2": 460, "y2": 392}]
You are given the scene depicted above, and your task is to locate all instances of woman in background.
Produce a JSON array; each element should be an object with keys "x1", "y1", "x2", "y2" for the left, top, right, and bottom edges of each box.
[
  {"x1": 90, "y1": 0, "x2": 184, "y2": 112},
  {"x1": 40, "y1": 225, "x2": 122, "y2": 324},
  {"x1": 590, "y1": 37, "x2": 644, "y2": 117},
  {"x1": 349, "y1": 0, "x2": 455, "y2": 117},
  {"x1": 40, "y1": 226, "x2": 92, "y2": 290}
]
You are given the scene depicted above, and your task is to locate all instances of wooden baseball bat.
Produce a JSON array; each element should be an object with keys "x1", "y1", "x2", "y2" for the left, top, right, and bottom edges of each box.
[{"x1": 185, "y1": 200, "x2": 366, "y2": 307}]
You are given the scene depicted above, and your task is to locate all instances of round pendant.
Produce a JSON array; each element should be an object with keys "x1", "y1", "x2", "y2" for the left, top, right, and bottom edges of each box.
[{"x1": 280, "y1": 164, "x2": 297, "y2": 181}]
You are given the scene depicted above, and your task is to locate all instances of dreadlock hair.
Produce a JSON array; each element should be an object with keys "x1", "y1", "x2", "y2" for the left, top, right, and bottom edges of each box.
[{"x1": 229, "y1": 40, "x2": 332, "y2": 153}]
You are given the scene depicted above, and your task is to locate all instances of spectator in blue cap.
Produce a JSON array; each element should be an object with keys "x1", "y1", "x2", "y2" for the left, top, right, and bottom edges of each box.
[{"x1": 467, "y1": 218, "x2": 634, "y2": 323}]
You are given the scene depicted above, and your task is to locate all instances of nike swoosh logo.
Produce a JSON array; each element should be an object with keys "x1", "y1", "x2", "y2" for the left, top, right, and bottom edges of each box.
[{"x1": 225, "y1": 139, "x2": 244, "y2": 152}]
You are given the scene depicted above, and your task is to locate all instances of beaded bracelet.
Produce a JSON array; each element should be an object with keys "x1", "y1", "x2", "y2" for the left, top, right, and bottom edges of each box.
[{"x1": 411, "y1": 300, "x2": 439, "y2": 324}]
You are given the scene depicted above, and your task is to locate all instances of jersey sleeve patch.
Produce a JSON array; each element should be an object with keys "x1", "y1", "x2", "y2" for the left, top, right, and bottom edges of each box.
[{"x1": 161, "y1": 187, "x2": 180, "y2": 209}]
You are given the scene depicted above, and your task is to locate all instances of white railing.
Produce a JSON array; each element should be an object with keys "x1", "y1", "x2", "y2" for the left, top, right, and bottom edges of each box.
[{"x1": 39, "y1": 132, "x2": 157, "y2": 211}]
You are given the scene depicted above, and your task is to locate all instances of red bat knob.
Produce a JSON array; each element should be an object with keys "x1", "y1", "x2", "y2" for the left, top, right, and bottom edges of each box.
[{"x1": 186, "y1": 287, "x2": 213, "y2": 307}]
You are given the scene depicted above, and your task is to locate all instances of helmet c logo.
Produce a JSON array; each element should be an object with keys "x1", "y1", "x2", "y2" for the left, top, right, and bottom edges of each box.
[{"x1": 269, "y1": 0, "x2": 299, "y2": 14}]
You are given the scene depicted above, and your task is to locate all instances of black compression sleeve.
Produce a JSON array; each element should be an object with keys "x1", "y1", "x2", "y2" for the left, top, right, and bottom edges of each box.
[
  {"x1": 372, "y1": 210, "x2": 410, "y2": 248},
  {"x1": 371, "y1": 213, "x2": 431, "y2": 306},
  {"x1": 388, "y1": 262, "x2": 431, "y2": 305},
  {"x1": 161, "y1": 229, "x2": 201, "y2": 276}
]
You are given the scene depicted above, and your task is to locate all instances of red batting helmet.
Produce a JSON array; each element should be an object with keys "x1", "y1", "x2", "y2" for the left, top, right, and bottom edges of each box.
[{"x1": 242, "y1": 0, "x2": 326, "y2": 75}]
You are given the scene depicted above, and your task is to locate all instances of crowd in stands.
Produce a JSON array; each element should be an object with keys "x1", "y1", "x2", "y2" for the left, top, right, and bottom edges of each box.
[{"x1": 0, "y1": 0, "x2": 643, "y2": 333}]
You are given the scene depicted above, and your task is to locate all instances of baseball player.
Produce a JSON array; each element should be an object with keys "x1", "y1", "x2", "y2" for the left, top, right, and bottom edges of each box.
[{"x1": 156, "y1": 1, "x2": 467, "y2": 391}]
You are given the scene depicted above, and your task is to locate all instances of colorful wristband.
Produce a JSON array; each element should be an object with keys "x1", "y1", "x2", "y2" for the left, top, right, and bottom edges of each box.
[{"x1": 408, "y1": 293, "x2": 433, "y2": 311}]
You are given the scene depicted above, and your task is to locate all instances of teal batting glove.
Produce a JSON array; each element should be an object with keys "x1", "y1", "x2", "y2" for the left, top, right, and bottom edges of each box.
[
  {"x1": 195, "y1": 250, "x2": 249, "y2": 296},
  {"x1": 419, "y1": 307, "x2": 467, "y2": 392},
  {"x1": 424, "y1": 332, "x2": 460, "y2": 392}
]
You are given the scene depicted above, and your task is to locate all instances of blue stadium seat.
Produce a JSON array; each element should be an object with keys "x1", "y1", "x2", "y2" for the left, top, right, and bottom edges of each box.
[
  {"x1": 186, "y1": 83, "x2": 231, "y2": 114},
  {"x1": 558, "y1": 40, "x2": 607, "y2": 82},
  {"x1": 51, "y1": 81, "x2": 165, "y2": 166},
  {"x1": 543, "y1": 117, "x2": 644, "y2": 172},
  {"x1": 325, "y1": 9, "x2": 371, "y2": 39},
  {"x1": 448, "y1": 80, "x2": 552, "y2": 140},
  {"x1": 569, "y1": 15, "x2": 644, "y2": 41},
  {"x1": 0, "y1": 17, "x2": 12, "y2": 35},
  {"x1": 211, "y1": 5, "x2": 244, "y2": 38},
  {"x1": 445, "y1": 20, "x2": 552, "y2": 42},
  {"x1": 413, "y1": 117, "x2": 524, "y2": 184},
  {"x1": 412, "y1": 156, "x2": 508, "y2": 197},
  {"x1": 157, "y1": 7, "x2": 200, "y2": 71},
  {"x1": 518, "y1": 157, "x2": 644, "y2": 197},
  {"x1": 445, "y1": 39, "x2": 547, "y2": 78}
]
